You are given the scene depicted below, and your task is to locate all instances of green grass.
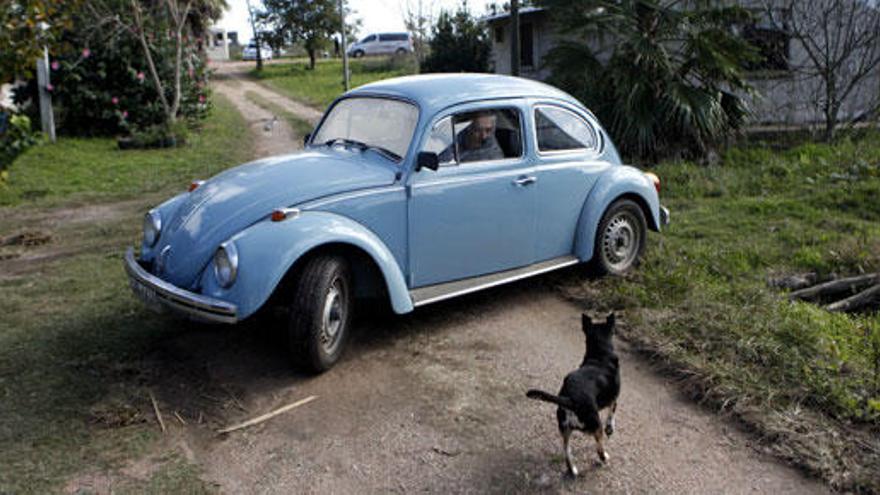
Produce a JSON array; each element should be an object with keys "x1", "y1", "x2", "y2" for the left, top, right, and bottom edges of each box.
[
  {"x1": 562, "y1": 135, "x2": 880, "y2": 491},
  {"x1": 244, "y1": 90, "x2": 316, "y2": 138},
  {"x1": 250, "y1": 56, "x2": 418, "y2": 109},
  {"x1": 0, "y1": 94, "x2": 253, "y2": 207},
  {"x1": 0, "y1": 94, "x2": 251, "y2": 493}
]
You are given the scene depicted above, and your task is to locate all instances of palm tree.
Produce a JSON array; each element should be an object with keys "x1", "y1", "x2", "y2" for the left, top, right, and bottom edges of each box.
[{"x1": 540, "y1": 0, "x2": 758, "y2": 162}]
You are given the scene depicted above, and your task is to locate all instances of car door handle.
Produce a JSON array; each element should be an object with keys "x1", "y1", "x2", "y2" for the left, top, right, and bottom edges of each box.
[{"x1": 513, "y1": 176, "x2": 537, "y2": 187}]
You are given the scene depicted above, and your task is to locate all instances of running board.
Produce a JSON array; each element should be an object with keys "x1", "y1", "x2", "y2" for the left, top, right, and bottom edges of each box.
[{"x1": 410, "y1": 256, "x2": 580, "y2": 307}]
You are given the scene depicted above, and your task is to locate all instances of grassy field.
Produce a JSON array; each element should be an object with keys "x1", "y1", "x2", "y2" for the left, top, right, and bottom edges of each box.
[
  {"x1": 249, "y1": 56, "x2": 417, "y2": 109},
  {"x1": 0, "y1": 97, "x2": 252, "y2": 207},
  {"x1": 561, "y1": 137, "x2": 880, "y2": 491},
  {"x1": 0, "y1": 94, "x2": 251, "y2": 493}
]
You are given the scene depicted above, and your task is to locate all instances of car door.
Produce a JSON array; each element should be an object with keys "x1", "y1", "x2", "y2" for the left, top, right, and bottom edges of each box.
[
  {"x1": 531, "y1": 102, "x2": 610, "y2": 261},
  {"x1": 407, "y1": 102, "x2": 537, "y2": 287}
]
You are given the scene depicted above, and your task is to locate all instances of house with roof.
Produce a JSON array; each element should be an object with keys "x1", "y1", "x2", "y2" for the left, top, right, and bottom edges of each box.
[{"x1": 484, "y1": 4, "x2": 880, "y2": 127}]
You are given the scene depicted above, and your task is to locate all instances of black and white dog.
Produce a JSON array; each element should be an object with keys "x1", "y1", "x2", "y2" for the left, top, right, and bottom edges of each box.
[{"x1": 527, "y1": 313, "x2": 621, "y2": 476}]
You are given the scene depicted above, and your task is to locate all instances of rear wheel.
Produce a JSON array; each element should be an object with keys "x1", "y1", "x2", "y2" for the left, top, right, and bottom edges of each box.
[
  {"x1": 287, "y1": 255, "x2": 353, "y2": 373},
  {"x1": 592, "y1": 199, "x2": 647, "y2": 276},
  {"x1": 395, "y1": 47, "x2": 408, "y2": 55}
]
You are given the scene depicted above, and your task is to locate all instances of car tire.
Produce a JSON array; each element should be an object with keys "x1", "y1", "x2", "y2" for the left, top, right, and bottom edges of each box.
[
  {"x1": 287, "y1": 255, "x2": 353, "y2": 373},
  {"x1": 591, "y1": 198, "x2": 647, "y2": 276},
  {"x1": 353, "y1": 49, "x2": 365, "y2": 58},
  {"x1": 395, "y1": 48, "x2": 408, "y2": 55}
]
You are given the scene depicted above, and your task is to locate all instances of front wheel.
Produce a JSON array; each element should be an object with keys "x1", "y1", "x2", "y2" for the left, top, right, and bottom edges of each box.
[
  {"x1": 592, "y1": 199, "x2": 647, "y2": 276},
  {"x1": 287, "y1": 255, "x2": 353, "y2": 373}
]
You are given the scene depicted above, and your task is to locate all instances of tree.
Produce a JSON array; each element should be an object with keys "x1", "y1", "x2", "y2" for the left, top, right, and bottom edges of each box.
[
  {"x1": 540, "y1": 0, "x2": 758, "y2": 162},
  {"x1": 422, "y1": 2, "x2": 490, "y2": 73},
  {"x1": 260, "y1": 0, "x2": 343, "y2": 70},
  {"x1": 403, "y1": 0, "x2": 434, "y2": 66},
  {"x1": 767, "y1": 1, "x2": 880, "y2": 141},
  {"x1": 0, "y1": 0, "x2": 82, "y2": 84},
  {"x1": 84, "y1": 0, "x2": 226, "y2": 126}
]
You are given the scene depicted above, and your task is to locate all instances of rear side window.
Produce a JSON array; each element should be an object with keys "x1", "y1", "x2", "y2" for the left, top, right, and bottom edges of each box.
[
  {"x1": 380, "y1": 33, "x2": 409, "y2": 41},
  {"x1": 535, "y1": 106, "x2": 597, "y2": 152}
]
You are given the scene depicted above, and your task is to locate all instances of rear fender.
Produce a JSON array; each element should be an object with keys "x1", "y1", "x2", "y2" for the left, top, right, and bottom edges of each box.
[{"x1": 574, "y1": 165, "x2": 660, "y2": 261}]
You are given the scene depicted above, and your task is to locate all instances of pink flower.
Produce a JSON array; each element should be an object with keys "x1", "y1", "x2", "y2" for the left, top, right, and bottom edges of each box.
[
  {"x1": 198, "y1": 94, "x2": 206, "y2": 104},
  {"x1": 82, "y1": 48, "x2": 91, "y2": 58},
  {"x1": 45, "y1": 83, "x2": 54, "y2": 92},
  {"x1": 111, "y1": 97, "x2": 119, "y2": 105},
  {"x1": 51, "y1": 61, "x2": 60, "y2": 70},
  {"x1": 188, "y1": 67, "x2": 195, "y2": 78},
  {"x1": 122, "y1": 110, "x2": 128, "y2": 118},
  {"x1": 136, "y1": 71, "x2": 145, "y2": 82}
]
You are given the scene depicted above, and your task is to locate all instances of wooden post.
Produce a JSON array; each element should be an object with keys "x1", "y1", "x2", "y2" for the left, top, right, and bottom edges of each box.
[
  {"x1": 35, "y1": 46, "x2": 56, "y2": 143},
  {"x1": 510, "y1": 0, "x2": 520, "y2": 77},
  {"x1": 339, "y1": 0, "x2": 350, "y2": 91}
]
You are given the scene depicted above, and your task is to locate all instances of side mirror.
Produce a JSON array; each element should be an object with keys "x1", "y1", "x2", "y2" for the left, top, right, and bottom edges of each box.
[
  {"x1": 303, "y1": 132, "x2": 311, "y2": 147},
  {"x1": 416, "y1": 151, "x2": 439, "y2": 172}
]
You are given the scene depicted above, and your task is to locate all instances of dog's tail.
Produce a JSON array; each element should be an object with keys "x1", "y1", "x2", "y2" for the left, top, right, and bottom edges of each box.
[{"x1": 526, "y1": 389, "x2": 575, "y2": 410}]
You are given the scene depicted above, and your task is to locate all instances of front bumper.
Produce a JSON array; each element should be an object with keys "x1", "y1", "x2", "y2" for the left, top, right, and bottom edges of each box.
[
  {"x1": 124, "y1": 247, "x2": 238, "y2": 324},
  {"x1": 660, "y1": 205, "x2": 670, "y2": 226}
]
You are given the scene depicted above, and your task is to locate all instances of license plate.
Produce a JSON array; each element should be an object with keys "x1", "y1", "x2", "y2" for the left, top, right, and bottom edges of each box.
[{"x1": 129, "y1": 277, "x2": 166, "y2": 314}]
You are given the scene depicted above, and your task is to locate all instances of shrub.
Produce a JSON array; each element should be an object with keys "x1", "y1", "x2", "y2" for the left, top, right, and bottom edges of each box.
[
  {"x1": 422, "y1": 4, "x2": 491, "y2": 73},
  {"x1": 0, "y1": 112, "x2": 40, "y2": 180}
]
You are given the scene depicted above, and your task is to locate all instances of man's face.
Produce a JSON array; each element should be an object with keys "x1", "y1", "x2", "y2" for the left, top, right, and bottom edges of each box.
[{"x1": 472, "y1": 115, "x2": 496, "y2": 143}]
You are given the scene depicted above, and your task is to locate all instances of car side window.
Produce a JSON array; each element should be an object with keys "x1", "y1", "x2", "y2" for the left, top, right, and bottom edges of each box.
[
  {"x1": 535, "y1": 106, "x2": 597, "y2": 152},
  {"x1": 362, "y1": 35, "x2": 376, "y2": 43},
  {"x1": 423, "y1": 117, "x2": 456, "y2": 165},
  {"x1": 451, "y1": 108, "x2": 522, "y2": 164}
]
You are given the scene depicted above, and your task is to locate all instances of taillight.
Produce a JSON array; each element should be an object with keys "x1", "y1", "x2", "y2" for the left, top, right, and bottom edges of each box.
[{"x1": 644, "y1": 172, "x2": 660, "y2": 194}]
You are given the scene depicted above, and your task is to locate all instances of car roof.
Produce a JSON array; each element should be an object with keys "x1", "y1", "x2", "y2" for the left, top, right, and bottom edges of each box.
[{"x1": 345, "y1": 73, "x2": 586, "y2": 116}]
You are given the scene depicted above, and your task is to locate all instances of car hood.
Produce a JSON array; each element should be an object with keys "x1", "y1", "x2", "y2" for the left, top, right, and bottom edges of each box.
[{"x1": 156, "y1": 148, "x2": 397, "y2": 288}]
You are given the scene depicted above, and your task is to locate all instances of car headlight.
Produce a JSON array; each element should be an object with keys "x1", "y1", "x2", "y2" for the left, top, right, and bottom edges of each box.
[
  {"x1": 213, "y1": 241, "x2": 239, "y2": 288},
  {"x1": 143, "y1": 210, "x2": 162, "y2": 247}
]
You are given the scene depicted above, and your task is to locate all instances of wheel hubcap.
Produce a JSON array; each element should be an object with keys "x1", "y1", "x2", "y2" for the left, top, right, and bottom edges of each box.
[
  {"x1": 320, "y1": 279, "x2": 346, "y2": 354},
  {"x1": 602, "y1": 212, "x2": 640, "y2": 272}
]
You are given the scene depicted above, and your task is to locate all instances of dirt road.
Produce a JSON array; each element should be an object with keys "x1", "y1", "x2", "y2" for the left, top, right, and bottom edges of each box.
[{"x1": 143, "y1": 275, "x2": 826, "y2": 494}]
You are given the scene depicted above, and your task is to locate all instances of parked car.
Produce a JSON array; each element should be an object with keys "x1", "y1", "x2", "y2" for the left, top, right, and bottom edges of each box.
[
  {"x1": 347, "y1": 32, "x2": 413, "y2": 57},
  {"x1": 124, "y1": 74, "x2": 669, "y2": 373},
  {"x1": 242, "y1": 43, "x2": 273, "y2": 61}
]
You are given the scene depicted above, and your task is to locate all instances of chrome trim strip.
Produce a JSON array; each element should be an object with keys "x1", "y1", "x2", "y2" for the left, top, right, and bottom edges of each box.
[
  {"x1": 411, "y1": 256, "x2": 579, "y2": 307},
  {"x1": 124, "y1": 247, "x2": 238, "y2": 324}
]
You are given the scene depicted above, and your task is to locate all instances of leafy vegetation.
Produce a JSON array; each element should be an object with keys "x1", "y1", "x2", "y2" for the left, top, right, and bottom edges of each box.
[
  {"x1": 540, "y1": 0, "x2": 758, "y2": 162},
  {"x1": 0, "y1": 113, "x2": 40, "y2": 178},
  {"x1": 421, "y1": 3, "x2": 491, "y2": 73},
  {"x1": 249, "y1": 57, "x2": 416, "y2": 109},
  {"x1": 0, "y1": 94, "x2": 250, "y2": 207},
  {"x1": 561, "y1": 135, "x2": 880, "y2": 491},
  {"x1": 0, "y1": 94, "x2": 250, "y2": 493}
]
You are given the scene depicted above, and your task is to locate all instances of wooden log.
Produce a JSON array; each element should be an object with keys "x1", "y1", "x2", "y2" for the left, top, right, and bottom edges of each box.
[
  {"x1": 149, "y1": 391, "x2": 166, "y2": 433},
  {"x1": 788, "y1": 273, "x2": 880, "y2": 301},
  {"x1": 217, "y1": 395, "x2": 317, "y2": 434},
  {"x1": 826, "y1": 284, "x2": 880, "y2": 312}
]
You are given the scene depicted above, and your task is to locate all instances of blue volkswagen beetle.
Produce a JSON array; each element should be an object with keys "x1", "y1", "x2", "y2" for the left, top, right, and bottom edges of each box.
[{"x1": 125, "y1": 74, "x2": 669, "y2": 372}]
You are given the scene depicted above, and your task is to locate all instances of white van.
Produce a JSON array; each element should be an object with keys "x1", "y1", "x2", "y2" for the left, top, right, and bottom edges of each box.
[{"x1": 347, "y1": 32, "x2": 413, "y2": 57}]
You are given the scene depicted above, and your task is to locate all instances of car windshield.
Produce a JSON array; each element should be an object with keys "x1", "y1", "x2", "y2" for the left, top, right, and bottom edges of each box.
[{"x1": 311, "y1": 97, "x2": 419, "y2": 162}]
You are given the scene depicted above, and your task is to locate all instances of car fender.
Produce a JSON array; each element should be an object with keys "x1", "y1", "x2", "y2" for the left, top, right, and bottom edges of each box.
[
  {"x1": 199, "y1": 211, "x2": 413, "y2": 319},
  {"x1": 574, "y1": 165, "x2": 661, "y2": 261}
]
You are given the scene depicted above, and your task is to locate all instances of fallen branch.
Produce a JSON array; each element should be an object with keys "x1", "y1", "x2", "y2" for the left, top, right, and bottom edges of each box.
[
  {"x1": 826, "y1": 284, "x2": 880, "y2": 312},
  {"x1": 788, "y1": 273, "x2": 880, "y2": 301},
  {"x1": 173, "y1": 411, "x2": 187, "y2": 425},
  {"x1": 149, "y1": 391, "x2": 166, "y2": 433},
  {"x1": 217, "y1": 395, "x2": 317, "y2": 434}
]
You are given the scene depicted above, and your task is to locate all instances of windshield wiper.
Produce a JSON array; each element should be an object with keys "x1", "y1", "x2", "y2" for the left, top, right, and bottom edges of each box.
[{"x1": 323, "y1": 138, "x2": 401, "y2": 161}]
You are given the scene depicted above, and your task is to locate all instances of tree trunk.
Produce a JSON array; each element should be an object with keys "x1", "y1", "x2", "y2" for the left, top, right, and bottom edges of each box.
[{"x1": 308, "y1": 49, "x2": 316, "y2": 70}]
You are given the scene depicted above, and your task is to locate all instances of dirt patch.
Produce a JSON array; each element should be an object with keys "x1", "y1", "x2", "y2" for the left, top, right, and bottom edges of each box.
[{"x1": 0, "y1": 230, "x2": 52, "y2": 247}]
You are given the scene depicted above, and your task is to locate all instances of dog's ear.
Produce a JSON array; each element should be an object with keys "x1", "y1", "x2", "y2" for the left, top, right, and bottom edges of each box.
[
  {"x1": 606, "y1": 312, "x2": 616, "y2": 328},
  {"x1": 582, "y1": 313, "x2": 592, "y2": 333}
]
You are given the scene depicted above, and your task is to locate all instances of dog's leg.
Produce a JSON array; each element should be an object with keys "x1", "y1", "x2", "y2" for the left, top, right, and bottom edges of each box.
[
  {"x1": 594, "y1": 428, "x2": 609, "y2": 463},
  {"x1": 604, "y1": 400, "x2": 618, "y2": 436},
  {"x1": 562, "y1": 428, "x2": 578, "y2": 477}
]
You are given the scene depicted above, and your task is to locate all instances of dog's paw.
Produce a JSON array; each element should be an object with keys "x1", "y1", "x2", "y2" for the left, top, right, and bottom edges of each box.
[
  {"x1": 597, "y1": 450, "x2": 609, "y2": 464},
  {"x1": 604, "y1": 423, "x2": 614, "y2": 436}
]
